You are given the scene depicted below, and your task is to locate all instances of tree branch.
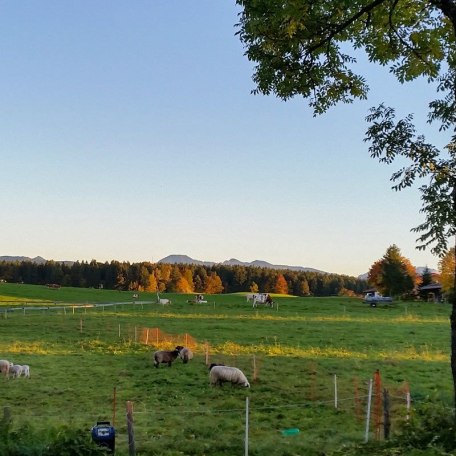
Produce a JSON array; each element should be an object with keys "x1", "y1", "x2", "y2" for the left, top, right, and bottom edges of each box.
[{"x1": 307, "y1": 0, "x2": 389, "y2": 53}]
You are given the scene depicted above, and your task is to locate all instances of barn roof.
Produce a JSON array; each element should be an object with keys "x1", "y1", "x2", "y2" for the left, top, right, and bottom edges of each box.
[{"x1": 418, "y1": 283, "x2": 442, "y2": 291}]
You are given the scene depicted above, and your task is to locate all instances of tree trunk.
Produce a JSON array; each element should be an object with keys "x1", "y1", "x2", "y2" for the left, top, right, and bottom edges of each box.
[{"x1": 451, "y1": 183, "x2": 456, "y2": 413}]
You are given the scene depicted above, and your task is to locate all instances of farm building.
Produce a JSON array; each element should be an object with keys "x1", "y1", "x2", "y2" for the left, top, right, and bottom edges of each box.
[{"x1": 418, "y1": 283, "x2": 443, "y2": 302}]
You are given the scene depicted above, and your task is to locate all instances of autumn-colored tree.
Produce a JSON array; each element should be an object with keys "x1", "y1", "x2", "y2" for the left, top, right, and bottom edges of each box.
[
  {"x1": 367, "y1": 260, "x2": 383, "y2": 290},
  {"x1": 167, "y1": 265, "x2": 183, "y2": 292},
  {"x1": 204, "y1": 272, "x2": 224, "y2": 294},
  {"x1": 274, "y1": 273, "x2": 288, "y2": 295},
  {"x1": 299, "y1": 278, "x2": 310, "y2": 296},
  {"x1": 146, "y1": 273, "x2": 158, "y2": 292},
  {"x1": 440, "y1": 248, "x2": 455, "y2": 299},
  {"x1": 338, "y1": 288, "x2": 356, "y2": 297},
  {"x1": 368, "y1": 245, "x2": 416, "y2": 296},
  {"x1": 183, "y1": 268, "x2": 195, "y2": 292},
  {"x1": 176, "y1": 277, "x2": 193, "y2": 293},
  {"x1": 249, "y1": 281, "x2": 259, "y2": 293}
]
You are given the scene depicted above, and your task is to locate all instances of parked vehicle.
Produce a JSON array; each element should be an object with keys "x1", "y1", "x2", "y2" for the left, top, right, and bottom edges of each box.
[{"x1": 363, "y1": 291, "x2": 393, "y2": 307}]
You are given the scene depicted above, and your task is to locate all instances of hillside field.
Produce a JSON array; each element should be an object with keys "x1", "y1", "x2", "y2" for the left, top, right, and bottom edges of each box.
[{"x1": 0, "y1": 283, "x2": 452, "y2": 455}]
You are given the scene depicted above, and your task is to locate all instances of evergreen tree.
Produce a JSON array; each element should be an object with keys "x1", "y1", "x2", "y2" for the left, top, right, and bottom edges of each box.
[{"x1": 369, "y1": 245, "x2": 416, "y2": 297}]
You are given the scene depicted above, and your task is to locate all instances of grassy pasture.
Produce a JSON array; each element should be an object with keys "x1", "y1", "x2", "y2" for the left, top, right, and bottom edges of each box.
[{"x1": 0, "y1": 283, "x2": 453, "y2": 455}]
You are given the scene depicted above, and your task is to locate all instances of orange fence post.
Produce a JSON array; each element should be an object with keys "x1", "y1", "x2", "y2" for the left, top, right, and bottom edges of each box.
[{"x1": 373, "y1": 369, "x2": 382, "y2": 440}]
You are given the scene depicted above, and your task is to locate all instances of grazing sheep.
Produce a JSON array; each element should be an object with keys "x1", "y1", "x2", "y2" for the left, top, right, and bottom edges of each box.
[
  {"x1": 22, "y1": 365, "x2": 30, "y2": 378},
  {"x1": 179, "y1": 347, "x2": 194, "y2": 364},
  {"x1": 209, "y1": 364, "x2": 250, "y2": 388},
  {"x1": 153, "y1": 346, "x2": 183, "y2": 368},
  {"x1": 0, "y1": 359, "x2": 10, "y2": 377},
  {"x1": 9, "y1": 364, "x2": 23, "y2": 378}
]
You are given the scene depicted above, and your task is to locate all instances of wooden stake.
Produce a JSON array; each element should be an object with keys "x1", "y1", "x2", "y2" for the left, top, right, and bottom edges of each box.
[
  {"x1": 383, "y1": 388, "x2": 391, "y2": 440},
  {"x1": 112, "y1": 386, "x2": 117, "y2": 427},
  {"x1": 365, "y1": 378, "x2": 373, "y2": 443},
  {"x1": 405, "y1": 383, "x2": 411, "y2": 421},
  {"x1": 244, "y1": 397, "x2": 249, "y2": 456},
  {"x1": 126, "y1": 401, "x2": 135, "y2": 456}
]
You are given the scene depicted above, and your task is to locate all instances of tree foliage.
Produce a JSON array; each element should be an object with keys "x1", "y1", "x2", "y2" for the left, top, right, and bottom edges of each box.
[
  {"x1": 439, "y1": 247, "x2": 456, "y2": 296},
  {"x1": 367, "y1": 244, "x2": 416, "y2": 296},
  {"x1": 236, "y1": 0, "x2": 453, "y2": 112},
  {"x1": 0, "y1": 259, "x2": 366, "y2": 297},
  {"x1": 236, "y1": 0, "x2": 456, "y2": 407}
]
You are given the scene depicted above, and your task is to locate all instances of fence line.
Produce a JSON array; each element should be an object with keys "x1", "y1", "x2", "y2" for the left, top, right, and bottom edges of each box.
[
  {"x1": 4, "y1": 380, "x2": 444, "y2": 456},
  {"x1": 6, "y1": 390, "x2": 409, "y2": 419}
]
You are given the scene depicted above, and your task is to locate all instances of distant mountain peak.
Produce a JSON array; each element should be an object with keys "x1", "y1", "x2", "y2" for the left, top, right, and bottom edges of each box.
[
  {"x1": 158, "y1": 254, "x2": 326, "y2": 274},
  {"x1": 158, "y1": 255, "x2": 214, "y2": 266}
]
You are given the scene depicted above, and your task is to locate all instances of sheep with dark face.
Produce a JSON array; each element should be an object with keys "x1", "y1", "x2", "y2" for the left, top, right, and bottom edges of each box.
[
  {"x1": 179, "y1": 347, "x2": 194, "y2": 364},
  {"x1": 153, "y1": 346, "x2": 183, "y2": 368},
  {"x1": 208, "y1": 363, "x2": 250, "y2": 388}
]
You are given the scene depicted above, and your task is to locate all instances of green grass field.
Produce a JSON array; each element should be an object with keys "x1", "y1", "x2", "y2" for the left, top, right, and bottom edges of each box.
[{"x1": 0, "y1": 283, "x2": 452, "y2": 455}]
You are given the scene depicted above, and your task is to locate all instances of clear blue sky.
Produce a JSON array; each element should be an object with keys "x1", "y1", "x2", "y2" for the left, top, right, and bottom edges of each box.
[{"x1": 0, "y1": 1, "x2": 447, "y2": 277}]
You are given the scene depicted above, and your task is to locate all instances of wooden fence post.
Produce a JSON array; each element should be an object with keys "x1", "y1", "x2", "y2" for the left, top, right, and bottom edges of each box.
[
  {"x1": 126, "y1": 401, "x2": 135, "y2": 456},
  {"x1": 373, "y1": 369, "x2": 382, "y2": 440},
  {"x1": 2, "y1": 406, "x2": 11, "y2": 427},
  {"x1": 245, "y1": 397, "x2": 249, "y2": 456},
  {"x1": 365, "y1": 378, "x2": 373, "y2": 443},
  {"x1": 405, "y1": 383, "x2": 411, "y2": 421},
  {"x1": 383, "y1": 388, "x2": 391, "y2": 440},
  {"x1": 112, "y1": 387, "x2": 117, "y2": 427}
]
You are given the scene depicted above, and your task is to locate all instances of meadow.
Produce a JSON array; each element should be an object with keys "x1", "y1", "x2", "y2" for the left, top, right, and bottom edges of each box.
[{"x1": 0, "y1": 283, "x2": 452, "y2": 455}]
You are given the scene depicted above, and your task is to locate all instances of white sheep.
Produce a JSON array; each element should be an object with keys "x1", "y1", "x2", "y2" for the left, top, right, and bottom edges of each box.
[
  {"x1": 9, "y1": 364, "x2": 23, "y2": 378},
  {"x1": 179, "y1": 347, "x2": 193, "y2": 364},
  {"x1": 209, "y1": 364, "x2": 250, "y2": 388},
  {"x1": 0, "y1": 359, "x2": 11, "y2": 378},
  {"x1": 22, "y1": 365, "x2": 30, "y2": 378}
]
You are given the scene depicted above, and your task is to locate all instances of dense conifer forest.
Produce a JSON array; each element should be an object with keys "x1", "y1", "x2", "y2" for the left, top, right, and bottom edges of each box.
[{"x1": 0, "y1": 259, "x2": 367, "y2": 297}]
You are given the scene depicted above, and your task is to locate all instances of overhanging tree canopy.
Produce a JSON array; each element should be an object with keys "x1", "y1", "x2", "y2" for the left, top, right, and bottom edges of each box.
[{"x1": 236, "y1": 0, "x2": 456, "y2": 408}]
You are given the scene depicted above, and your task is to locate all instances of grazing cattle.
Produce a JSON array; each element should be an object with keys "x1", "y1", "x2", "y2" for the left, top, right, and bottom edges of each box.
[
  {"x1": 252, "y1": 293, "x2": 274, "y2": 308},
  {"x1": 156, "y1": 293, "x2": 171, "y2": 305}
]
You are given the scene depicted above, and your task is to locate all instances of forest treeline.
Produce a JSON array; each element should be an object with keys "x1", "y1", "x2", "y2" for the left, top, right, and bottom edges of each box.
[{"x1": 0, "y1": 260, "x2": 367, "y2": 297}]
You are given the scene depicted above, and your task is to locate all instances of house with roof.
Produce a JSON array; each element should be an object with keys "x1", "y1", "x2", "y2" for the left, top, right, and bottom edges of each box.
[{"x1": 418, "y1": 283, "x2": 443, "y2": 302}]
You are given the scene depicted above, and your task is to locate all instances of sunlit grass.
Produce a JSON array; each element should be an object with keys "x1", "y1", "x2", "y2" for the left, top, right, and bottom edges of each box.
[{"x1": 0, "y1": 284, "x2": 453, "y2": 455}]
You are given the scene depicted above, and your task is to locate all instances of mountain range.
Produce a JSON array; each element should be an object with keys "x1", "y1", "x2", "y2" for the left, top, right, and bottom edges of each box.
[
  {"x1": 0, "y1": 254, "x2": 327, "y2": 274},
  {"x1": 0, "y1": 254, "x2": 437, "y2": 279},
  {"x1": 157, "y1": 254, "x2": 327, "y2": 273}
]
